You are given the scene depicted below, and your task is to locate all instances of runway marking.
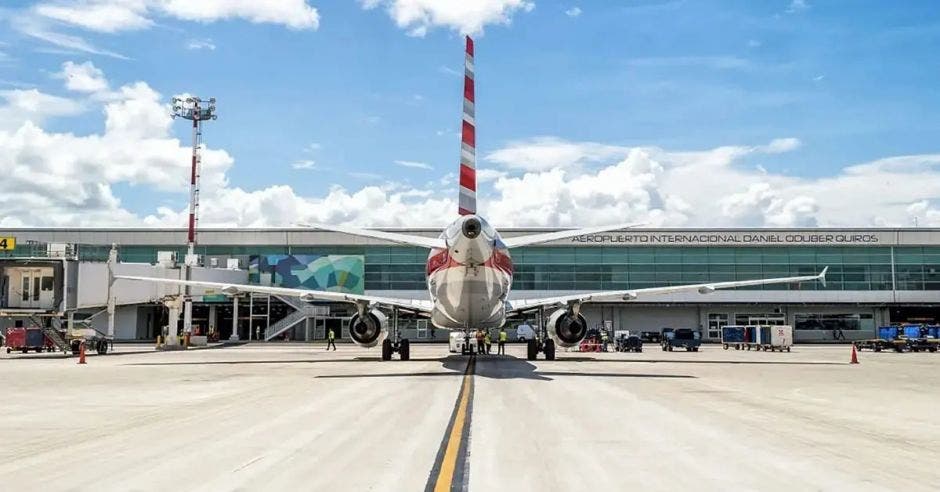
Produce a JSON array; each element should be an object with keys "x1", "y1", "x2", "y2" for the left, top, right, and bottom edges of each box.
[{"x1": 425, "y1": 356, "x2": 476, "y2": 492}]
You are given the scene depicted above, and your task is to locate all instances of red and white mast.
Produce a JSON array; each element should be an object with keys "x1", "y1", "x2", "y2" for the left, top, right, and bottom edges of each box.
[{"x1": 171, "y1": 96, "x2": 217, "y2": 337}]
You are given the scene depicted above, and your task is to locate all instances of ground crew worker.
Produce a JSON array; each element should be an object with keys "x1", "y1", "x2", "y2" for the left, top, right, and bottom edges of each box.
[
  {"x1": 601, "y1": 330, "x2": 609, "y2": 352},
  {"x1": 476, "y1": 329, "x2": 485, "y2": 354},
  {"x1": 327, "y1": 328, "x2": 337, "y2": 351},
  {"x1": 498, "y1": 328, "x2": 507, "y2": 355},
  {"x1": 484, "y1": 331, "x2": 492, "y2": 354},
  {"x1": 255, "y1": 325, "x2": 261, "y2": 341}
]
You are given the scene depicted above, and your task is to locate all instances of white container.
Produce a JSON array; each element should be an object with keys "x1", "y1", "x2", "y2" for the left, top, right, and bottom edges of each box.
[{"x1": 769, "y1": 325, "x2": 793, "y2": 348}]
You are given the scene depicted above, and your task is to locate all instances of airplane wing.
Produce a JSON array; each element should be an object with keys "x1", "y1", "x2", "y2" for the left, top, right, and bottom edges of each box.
[
  {"x1": 116, "y1": 276, "x2": 434, "y2": 313},
  {"x1": 501, "y1": 223, "x2": 641, "y2": 248},
  {"x1": 506, "y1": 267, "x2": 828, "y2": 312},
  {"x1": 298, "y1": 223, "x2": 446, "y2": 249}
]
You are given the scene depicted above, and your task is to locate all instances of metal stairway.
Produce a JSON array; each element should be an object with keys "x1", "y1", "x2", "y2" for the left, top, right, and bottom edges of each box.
[
  {"x1": 263, "y1": 296, "x2": 328, "y2": 341},
  {"x1": 37, "y1": 316, "x2": 71, "y2": 353}
]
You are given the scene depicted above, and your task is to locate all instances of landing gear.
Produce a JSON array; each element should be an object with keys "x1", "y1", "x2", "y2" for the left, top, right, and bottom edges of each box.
[
  {"x1": 381, "y1": 307, "x2": 410, "y2": 361},
  {"x1": 381, "y1": 338, "x2": 411, "y2": 361},
  {"x1": 526, "y1": 338, "x2": 556, "y2": 361},
  {"x1": 543, "y1": 339, "x2": 556, "y2": 361},
  {"x1": 400, "y1": 339, "x2": 410, "y2": 361},
  {"x1": 382, "y1": 339, "x2": 392, "y2": 361}
]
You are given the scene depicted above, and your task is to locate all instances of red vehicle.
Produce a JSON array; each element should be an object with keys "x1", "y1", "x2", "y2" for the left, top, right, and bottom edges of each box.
[{"x1": 4, "y1": 328, "x2": 56, "y2": 354}]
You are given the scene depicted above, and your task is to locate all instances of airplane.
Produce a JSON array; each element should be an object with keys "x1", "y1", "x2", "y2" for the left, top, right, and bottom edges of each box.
[{"x1": 118, "y1": 36, "x2": 828, "y2": 361}]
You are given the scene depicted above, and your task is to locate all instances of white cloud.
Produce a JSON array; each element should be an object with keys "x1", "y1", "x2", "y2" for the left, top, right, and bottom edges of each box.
[
  {"x1": 906, "y1": 201, "x2": 940, "y2": 227},
  {"x1": 0, "y1": 74, "x2": 234, "y2": 227},
  {"x1": 476, "y1": 168, "x2": 507, "y2": 182},
  {"x1": 53, "y1": 61, "x2": 109, "y2": 93},
  {"x1": 349, "y1": 171, "x2": 383, "y2": 180},
  {"x1": 15, "y1": 16, "x2": 130, "y2": 59},
  {"x1": 0, "y1": 89, "x2": 86, "y2": 131},
  {"x1": 785, "y1": 0, "x2": 809, "y2": 14},
  {"x1": 32, "y1": 0, "x2": 320, "y2": 32},
  {"x1": 35, "y1": 1, "x2": 154, "y2": 33},
  {"x1": 757, "y1": 137, "x2": 801, "y2": 154},
  {"x1": 361, "y1": 0, "x2": 535, "y2": 36},
  {"x1": 158, "y1": 0, "x2": 320, "y2": 30},
  {"x1": 565, "y1": 6, "x2": 582, "y2": 17},
  {"x1": 485, "y1": 136, "x2": 631, "y2": 171},
  {"x1": 292, "y1": 159, "x2": 317, "y2": 170},
  {"x1": 747, "y1": 39, "x2": 761, "y2": 48},
  {"x1": 394, "y1": 159, "x2": 433, "y2": 170},
  {"x1": 186, "y1": 38, "x2": 216, "y2": 51}
]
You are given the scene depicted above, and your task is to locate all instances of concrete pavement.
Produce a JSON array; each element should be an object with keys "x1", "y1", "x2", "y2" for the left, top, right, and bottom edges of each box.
[{"x1": 1, "y1": 343, "x2": 938, "y2": 491}]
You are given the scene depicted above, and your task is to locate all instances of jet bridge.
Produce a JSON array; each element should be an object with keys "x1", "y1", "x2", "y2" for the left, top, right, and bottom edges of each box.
[{"x1": 1, "y1": 244, "x2": 248, "y2": 345}]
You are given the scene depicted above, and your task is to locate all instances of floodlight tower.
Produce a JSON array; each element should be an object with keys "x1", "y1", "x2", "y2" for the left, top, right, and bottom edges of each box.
[{"x1": 171, "y1": 96, "x2": 217, "y2": 339}]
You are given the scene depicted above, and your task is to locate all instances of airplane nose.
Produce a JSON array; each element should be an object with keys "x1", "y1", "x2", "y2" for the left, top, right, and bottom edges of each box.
[{"x1": 462, "y1": 217, "x2": 482, "y2": 239}]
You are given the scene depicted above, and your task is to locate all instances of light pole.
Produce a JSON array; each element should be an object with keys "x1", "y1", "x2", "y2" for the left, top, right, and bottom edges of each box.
[{"x1": 171, "y1": 96, "x2": 217, "y2": 339}]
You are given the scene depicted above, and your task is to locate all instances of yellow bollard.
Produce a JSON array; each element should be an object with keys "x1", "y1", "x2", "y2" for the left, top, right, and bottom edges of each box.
[{"x1": 156, "y1": 335, "x2": 162, "y2": 348}]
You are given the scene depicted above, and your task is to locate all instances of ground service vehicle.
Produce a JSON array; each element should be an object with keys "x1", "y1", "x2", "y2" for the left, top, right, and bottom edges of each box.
[
  {"x1": 615, "y1": 333, "x2": 642, "y2": 352},
  {"x1": 640, "y1": 331, "x2": 661, "y2": 344},
  {"x1": 855, "y1": 327, "x2": 914, "y2": 353},
  {"x1": 4, "y1": 328, "x2": 54, "y2": 354},
  {"x1": 449, "y1": 331, "x2": 478, "y2": 354},
  {"x1": 662, "y1": 328, "x2": 701, "y2": 352},
  {"x1": 515, "y1": 324, "x2": 536, "y2": 342}
]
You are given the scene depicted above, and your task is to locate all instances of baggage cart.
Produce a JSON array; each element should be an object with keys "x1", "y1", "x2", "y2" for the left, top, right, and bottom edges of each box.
[{"x1": 721, "y1": 325, "x2": 746, "y2": 350}]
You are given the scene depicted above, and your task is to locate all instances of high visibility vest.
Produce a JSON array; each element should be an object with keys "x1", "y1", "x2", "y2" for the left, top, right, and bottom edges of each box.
[
  {"x1": 328, "y1": 330, "x2": 335, "y2": 341},
  {"x1": 485, "y1": 334, "x2": 491, "y2": 344},
  {"x1": 499, "y1": 331, "x2": 507, "y2": 342}
]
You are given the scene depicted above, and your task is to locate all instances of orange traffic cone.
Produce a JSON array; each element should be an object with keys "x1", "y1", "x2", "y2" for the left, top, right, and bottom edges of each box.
[
  {"x1": 77, "y1": 341, "x2": 86, "y2": 365},
  {"x1": 850, "y1": 344, "x2": 859, "y2": 364}
]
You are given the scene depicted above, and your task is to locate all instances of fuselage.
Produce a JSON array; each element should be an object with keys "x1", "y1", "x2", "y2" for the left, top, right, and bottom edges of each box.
[{"x1": 426, "y1": 215, "x2": 513, "y2": 330}]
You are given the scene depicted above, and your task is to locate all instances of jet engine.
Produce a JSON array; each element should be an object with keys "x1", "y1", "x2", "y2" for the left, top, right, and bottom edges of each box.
[
  {"x1": 348, "y1": 310, "x2": 388, "y2": 348},
  {"x1": 546, "y1": 308, "x2": 588, "y2": 348}
]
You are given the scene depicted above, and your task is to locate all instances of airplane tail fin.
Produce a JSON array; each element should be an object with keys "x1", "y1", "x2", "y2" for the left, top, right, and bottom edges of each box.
[{"x1": 458, "y1": 35, "x2": 477, "y2": 216}]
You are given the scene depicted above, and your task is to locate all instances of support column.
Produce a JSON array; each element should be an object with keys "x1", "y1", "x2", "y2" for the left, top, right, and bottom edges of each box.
[
  {"x1": 165, "y1": 297, "x2": 181, "y2": 346},
  {"x1": 107, "y1": 244, "x2": 117, "y2": 338},
  {"x1": 230, "y1": 295, "x2": 240, "y2": 341},
  {"x1": 208, "y1": 304, "x2": 217, "y2": 335}
]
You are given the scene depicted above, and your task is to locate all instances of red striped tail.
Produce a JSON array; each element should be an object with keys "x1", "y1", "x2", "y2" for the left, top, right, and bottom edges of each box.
[{"x1": 458, "y1": 36, "x2": 476, "y2": 216}]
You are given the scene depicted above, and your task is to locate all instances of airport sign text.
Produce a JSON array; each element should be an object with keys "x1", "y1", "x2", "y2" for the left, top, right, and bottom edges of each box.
[{"x1": 569, "y1": 232, "x2": 882, "y2": 246}]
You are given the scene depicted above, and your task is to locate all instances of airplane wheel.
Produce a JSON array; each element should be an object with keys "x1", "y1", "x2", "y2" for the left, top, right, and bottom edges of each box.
[
  {"x1": 526, "y1": 339, "x2": 538, "y2": 361},
  {"x1": 543, "y1": 339, "x2": 556, "y2": 361},
  {"x1": 399, "y1": 339, "x2": 410, "y2": 361},
  {"x1": 381, "y1": 339, "x2": 392, "y2": 361}
]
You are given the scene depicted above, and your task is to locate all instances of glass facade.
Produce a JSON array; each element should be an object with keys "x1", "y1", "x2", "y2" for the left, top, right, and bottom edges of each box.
[{"x1": 8, "y1": 243, "x2": 940, "y2": 292}]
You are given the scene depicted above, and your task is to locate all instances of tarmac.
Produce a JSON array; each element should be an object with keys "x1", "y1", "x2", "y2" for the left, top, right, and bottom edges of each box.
[{"x1": 1, "y1": 342, "x2": 939, "y2": 491}]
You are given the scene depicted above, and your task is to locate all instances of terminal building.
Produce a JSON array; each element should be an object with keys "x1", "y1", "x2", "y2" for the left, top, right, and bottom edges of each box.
[{"x1": 2, "y1": 227, "x2": 939, "y2": 343}]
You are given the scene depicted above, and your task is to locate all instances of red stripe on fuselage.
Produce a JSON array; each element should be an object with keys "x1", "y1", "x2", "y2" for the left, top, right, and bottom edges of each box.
[
  {"x1": 426, "y1": 247, "x2": 513, "y2": 276},
  {"x1": 459, "y1": 165, "x2": 476, "y2": 191}
]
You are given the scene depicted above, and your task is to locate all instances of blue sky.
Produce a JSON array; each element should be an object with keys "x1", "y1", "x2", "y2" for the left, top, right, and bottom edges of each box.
[{"x1": 2, "y1": 1, "x2": 940, "y2": 228}]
